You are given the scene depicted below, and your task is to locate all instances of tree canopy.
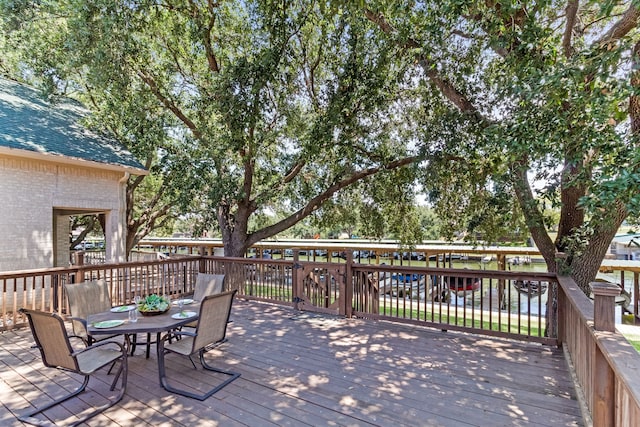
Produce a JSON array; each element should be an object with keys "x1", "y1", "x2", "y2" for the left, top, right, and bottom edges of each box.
[
  {"x1": 2, "y1": 1, "x2": 640, "y2": 293},
  {"x1": 361, "y1": 0, "x2": 640, "y2": 292},
  {"x1": 1, "y1": 0, "x2": 424, "y2": 257}
]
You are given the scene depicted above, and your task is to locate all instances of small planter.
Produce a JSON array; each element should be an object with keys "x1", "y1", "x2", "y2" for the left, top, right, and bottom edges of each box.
[
  {"x1": 137, "y1": 294, "x2": 171, "y2": 316},
  {"x1": 138, "y1": 308, "x2": 169, "y2": 316}
]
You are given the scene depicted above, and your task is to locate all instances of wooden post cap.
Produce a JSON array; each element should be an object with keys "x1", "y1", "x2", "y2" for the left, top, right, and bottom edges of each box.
[
  {"x1": 589, "y1": 281, "x2": 621, "y2": 297},
  {"x1": 590, "y1": 281, "x2": 619, "y2": 332}
]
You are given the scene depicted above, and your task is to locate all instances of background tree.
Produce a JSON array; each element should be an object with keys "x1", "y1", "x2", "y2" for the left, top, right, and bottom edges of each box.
[
  {"x1": 0, "y1": 2, "x2": 184, "y2": 258},
  {"x1": 0, "y1": 0, "x2": 423, "y2": 257},
  {"x1": 125, "y1": 161, "x2": 178, "y2": 255},
  {"x1": 69, "y1": 214, "x2": 104, "y2": 250},
  {"x1": 362, "y1": 1, "x2": 640, "y2": 293}
]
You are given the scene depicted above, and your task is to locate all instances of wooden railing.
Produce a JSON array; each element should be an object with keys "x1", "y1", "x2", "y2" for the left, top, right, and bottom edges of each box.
[
  {"x1": 557, "y1": 276, "x2": 640, "y2": 426},
  {"x1": 1, "y1": 254, "x2": 555, "y2": 342},
  {"x1": 0, "y1": 257, "x2": 201, "y2": 330},
  {"x1": 200, "y1": 253, "x2": 557, "y2": 343},
  {"x1": 135, "y1": 238, "x2": 640, "y2": 318}
]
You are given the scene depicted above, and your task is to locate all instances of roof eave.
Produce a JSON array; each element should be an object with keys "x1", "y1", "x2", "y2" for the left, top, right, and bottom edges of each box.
[{"x1": 0, "y1": 146, "x2": 149, "y2": 175}]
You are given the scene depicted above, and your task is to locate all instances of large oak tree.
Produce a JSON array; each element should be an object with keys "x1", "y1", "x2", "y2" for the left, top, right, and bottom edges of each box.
[
  {"x1": 3, "y1": 1, "x2": 639, "y2": 296},
  {"x1": 360, "y1": 0, "x2": 640, "y2": 293},
  {"x1": 0, "y1": 1, "x2": 423, "y2": 257}
]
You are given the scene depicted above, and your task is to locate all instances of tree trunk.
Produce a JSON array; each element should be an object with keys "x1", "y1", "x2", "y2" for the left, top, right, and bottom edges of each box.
[
  {"x1": 510, "y1": 161, "x2": 557, "y2": 270},
  {"x1": 566, "y1": 202, "x2": 627, "y2": 293},
  {"x1": 219, "y1": 202, "x2": 251, "y2": 258},
  {"x1": 224, "y1": 232, "x2": 250, "y2": 258}
]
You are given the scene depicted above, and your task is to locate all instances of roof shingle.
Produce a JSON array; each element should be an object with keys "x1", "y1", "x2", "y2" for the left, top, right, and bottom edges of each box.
[{"x1": 0, "y1": 77, "x2": 146, "y2": 172}]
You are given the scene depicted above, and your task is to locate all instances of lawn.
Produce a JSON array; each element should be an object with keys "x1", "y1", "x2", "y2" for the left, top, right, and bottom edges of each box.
[{"x1": 381, "y1": 306, "x2": 544, "y2": 337}]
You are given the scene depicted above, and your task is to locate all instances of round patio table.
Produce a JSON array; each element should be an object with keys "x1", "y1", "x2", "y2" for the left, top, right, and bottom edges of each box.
[
  {"x1": 88, "y1": 304, "x2": 199, "y2": 336},
  {"x1": 88, "y1": 302, "x2": 199, "y2": 360}
]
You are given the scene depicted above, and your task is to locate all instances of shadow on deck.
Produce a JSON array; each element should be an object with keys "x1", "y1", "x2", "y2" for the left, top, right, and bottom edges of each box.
[{"x1": 0, "y1": 299, "x2": 583, "y2": 426}]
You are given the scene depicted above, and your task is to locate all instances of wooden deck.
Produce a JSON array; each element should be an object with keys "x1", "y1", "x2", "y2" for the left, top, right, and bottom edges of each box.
[{"x1": 1, "y1": 299, "x2": 584, "y2": 426}]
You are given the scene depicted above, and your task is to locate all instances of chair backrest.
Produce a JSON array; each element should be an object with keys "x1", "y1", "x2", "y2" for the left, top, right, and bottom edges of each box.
[
  {"x1": 192, "y1": 290, "x2": 236, "y2": 353},
  {"x1": 20, "y1": 308, "x2": 79, "y2": 372},
  {"x1": 65, "y1": 280, "x2": 112, "y2": 339},
  {"x1": 193, "y1": 273, "x2": 225, "y2": 302}
]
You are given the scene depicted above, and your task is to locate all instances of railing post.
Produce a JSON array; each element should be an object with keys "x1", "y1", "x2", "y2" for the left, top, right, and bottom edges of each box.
[
  {"x1": 76, "y1": 252, "x2": 84, "y2": 283},
  {"x1": 556, "y1": 279, "x2": 565, "y2": 345},
  {"x1": 590, "y1": 281, "x2": 620, "y2": 333},
  {"x1": 634, "y1": 272, "x2": 639, "y2": 319},
  {"x1": 590, "y1": 281, "x2": 620, "y2": 427},
  {"x1": 292, "y1": 249, "x2": 300, "y2": 310},
  {"x1": 344, "y1": 251, "x2": 353, "y2": 318},
  {"x1": 52, "y1": 274, "x2": 59, "y2": 313},
  {"x1": 199, "y1": 255, "x2": 206, "y2": 274}
]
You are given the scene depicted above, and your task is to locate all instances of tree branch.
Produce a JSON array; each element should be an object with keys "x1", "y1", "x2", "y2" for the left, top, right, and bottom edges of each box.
[
  {"x1": 563, "y1": 0, "x2": 579, "y2": 58},
  {"x1": 203, "y1": 0, "x2": 220, "y2": 72},
  {"x1": 283, "y1": 159, "x2": 306, "y2": 184},
  {"x1": 127, "y1": 155, "x2": 153, "y2": 194},
  {"x1": 364, "y1": 9, "x2": 488, "y2": 124},
  {"x1": 137, "y1": 70, "x2": 203, "y2": 139},
  {"x1": 247, "y1": 155, "x2": 421, "y2": 245},
  {"x1": 251, "y1": 158, "x2": 306, "y2": 205},
  {"x1": 509, "y1": 159, "x2": 557, "y2": 269},
  {"x1": 299, "y1": 35, "x2": 321, "y2": 107},
  {"x1": 630, "y1": 39, "x2": 640, "y2": 135},
  {"x1": 69, "y1": 216, "x2": 97, "y2": 250},
  {"x1": 129, "y1": 202, "x2": 174, "y2": 250},
  {"x1": 241, "y1": 128, "x2": 255, "y2": 213},
  {"x1": 596, "y1": 3, "x2": 640, "y2": 45}
]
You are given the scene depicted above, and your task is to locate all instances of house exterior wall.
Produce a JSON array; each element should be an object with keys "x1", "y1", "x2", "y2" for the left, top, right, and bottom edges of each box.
[{"x1": 0, "y1": 155, "x2": 127, "y2": 272}]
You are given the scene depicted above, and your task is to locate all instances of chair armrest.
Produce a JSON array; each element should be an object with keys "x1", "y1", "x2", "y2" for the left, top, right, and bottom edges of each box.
[
  {"x1": 71, "y1": 338, "x2": 126, "y2": 357},
  {"x1": 68, "y1": 316, "x2": 88, "y2": 327},
  {"x1": 68, "y1": 334, "x2": 89, "y2": 348},
  {"x1": 161, "y1": 330, "x2": 196, "y2": 342}
]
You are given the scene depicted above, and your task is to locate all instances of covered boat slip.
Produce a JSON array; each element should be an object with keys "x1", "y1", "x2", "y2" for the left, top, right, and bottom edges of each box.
[{"x1": 1, "y1": 299, "x2": 583, "y2": 426}]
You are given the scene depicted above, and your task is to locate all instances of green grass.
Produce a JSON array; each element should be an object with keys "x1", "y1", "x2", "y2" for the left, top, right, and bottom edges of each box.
[
  {"x1": 244, "y1": 284, "x2": 544, "y2": 337},
  {"x1": 242, "y1": 284, "x2": 292, "y2": 301},
  {"x1": 628, "y1": 339, "x2": 640, "y2": 352},
  {"x1": 621, "y1": 331, "x2": 640, "y2": 352},
  {"x1": 380, "y1": 306, "x2": 544, "y2": 336}
]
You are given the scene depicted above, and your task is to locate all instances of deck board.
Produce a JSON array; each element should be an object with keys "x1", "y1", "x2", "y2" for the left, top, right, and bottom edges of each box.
[{"x1": 0, "y1": 299, "x2": 584, "y2": 426}]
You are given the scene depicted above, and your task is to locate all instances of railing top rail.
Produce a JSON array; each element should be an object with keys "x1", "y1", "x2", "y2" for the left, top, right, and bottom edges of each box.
[
  {"x1": 351, "y1": 262, "x2": 557, "y2": 280},
  {"x1": 0, "y1": 266, "x2": 80, "y2": 278},
  {"x1": 207, "y1": 255, "x2": 291, "y2": 264},
  {"x1": 0, "y1": 256, "x2": 201, "y2": 279},
  {"x1": 557, "y1": 276, "x2": 595, "y2": 325},
  {"x1": 600, "y1": 259, "x2": 640, "y2": 272},
  {"x1": 139, "y1": 238, "x2": 543, "y2": 255}
]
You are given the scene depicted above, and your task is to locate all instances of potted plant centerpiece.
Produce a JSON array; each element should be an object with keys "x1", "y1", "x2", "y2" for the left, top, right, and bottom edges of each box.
[{"x1": 137, "y1": 294, "x2": 171, "y2": 316}]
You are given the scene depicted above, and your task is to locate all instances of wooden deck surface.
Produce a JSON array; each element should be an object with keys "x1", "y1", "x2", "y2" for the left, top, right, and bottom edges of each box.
[{"x1": 0, "y1": 299, "x2": 584, "y2": 426}]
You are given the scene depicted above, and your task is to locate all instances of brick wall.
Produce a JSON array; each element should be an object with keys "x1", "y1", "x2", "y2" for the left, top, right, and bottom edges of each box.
[{"x1": 0, "y1": 155, "x2": 127, "y2": 272}]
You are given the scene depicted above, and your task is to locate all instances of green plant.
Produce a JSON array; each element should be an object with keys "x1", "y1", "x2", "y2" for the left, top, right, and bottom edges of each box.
[{"x1": 138, "y1": 294, "x2": 170, "y2": 312}]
